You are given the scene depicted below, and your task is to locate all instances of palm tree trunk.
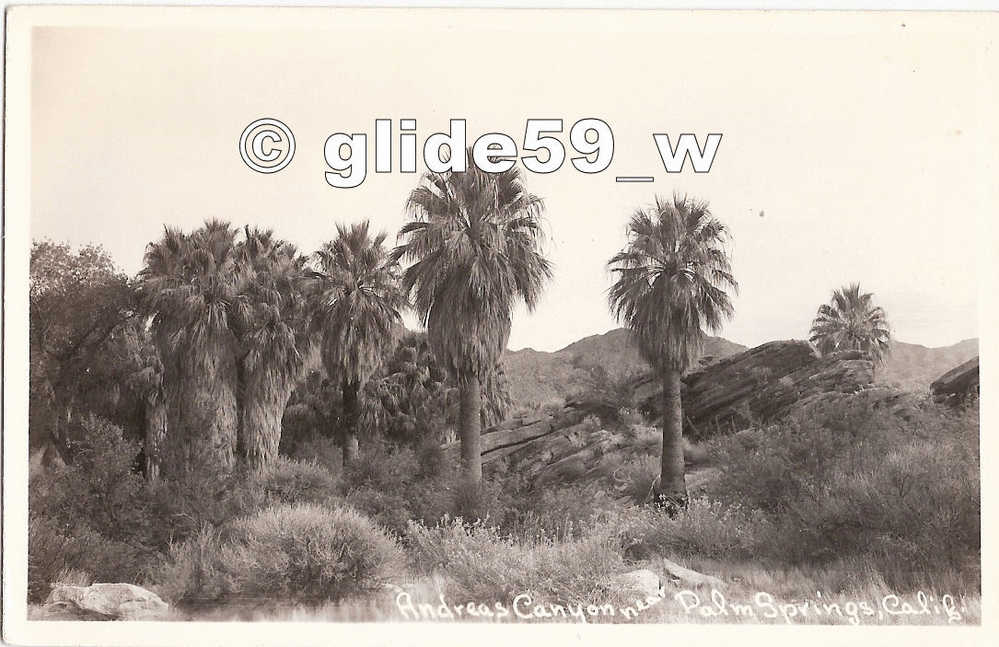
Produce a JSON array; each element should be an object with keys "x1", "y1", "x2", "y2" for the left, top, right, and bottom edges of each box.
[
  {"x1": 242, "y1": 372, "x2": 294, "y2": 470},
  {"x1": 144, "y1": 390, "x2": 167, "y2": 482},
  {"x1": 163, "y1": 333, "x2": 238, "y2": 478},
  {"x1": 658, "y1": 367, "x2": 687, "y2": 513},
  {"x1": 459, "y1": 376, "x2": 483, "y2": 483},
  {"x1": 342, "y1": 378, "x2": 360, "y2": 465}
]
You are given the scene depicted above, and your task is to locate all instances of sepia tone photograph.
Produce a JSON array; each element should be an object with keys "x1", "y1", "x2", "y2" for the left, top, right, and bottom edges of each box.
[{"x1": 2, "y1": 6, "x2": 996, "y2": 645}]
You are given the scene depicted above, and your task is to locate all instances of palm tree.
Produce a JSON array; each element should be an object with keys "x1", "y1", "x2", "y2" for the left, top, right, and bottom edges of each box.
[
  {"x1": 234, "y1": 227, "x2": 309, "y2": 469},
  {"x1": 809, "y1": 282, "x2": 891, "y2": 370},
  {"x1": 139, "y1": 220, "x2": 241, "y2": 477},
  {"x1": 607, "y1": 194, "x2": 737, "y2": 511},
  {"x1": 393, "y1": 160, "x2": 552, "y2": 483},
  {"x1": 308, "y1": 221, "x2": 404, "y2": 465}
]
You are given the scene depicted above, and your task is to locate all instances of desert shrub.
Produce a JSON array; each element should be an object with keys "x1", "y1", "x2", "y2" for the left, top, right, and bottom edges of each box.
[
  {"x1": 28, "y1": 417, "x2": 162, "y2": 597},
  {"x1": 614, "y1": 454, "x2": 660, "y2": 503},
  {"x1": 507, "y1": 483, "x2": 620, "y2": 541},
  {"x1": 341, "y1": 441, "x2": 420, "y2": 492},
  {"x1": 615, "y1": 498, "x2": 775, "y2": 562},
  {"x1": 414, "y1": 436, "x2": 446, "y2": 479},
  {"x1": 447, "y1": 475, "x2": 517, "y2": 527},
  {"x1": 255, "y1": 456, "x2": 339, "y2": 505},
  {"x1": 30, "y1": 416, "x2": 151, "y2": 543},
  {"x1": 406, "y1": 517, "x2": 626, "y2": 605},
  {"x1": 154, "y1": 503, "x2": 403, "y2": 606},
  {"x1": 224, "y1": 503, "x2": 403, "y2": 603},
  {"x1": 144, "y1": 467, "x2": 266, "y2": 549},
  {"x1": 27, "y1": 516, "x2": 149, "y2": 602},
  {"x1": 152, "y1": 525, "x2": 232, "y2": 605},
  {"x1": 703, "y1": 396, "x2": 980, "y2": 590},
  {"x1": 284, "y1": 434, "x2": 343, "y2": 473}
]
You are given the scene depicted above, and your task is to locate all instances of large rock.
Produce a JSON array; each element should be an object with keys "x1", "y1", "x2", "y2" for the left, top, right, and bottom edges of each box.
[
  {"x1": 41, "y1": 583, "x2": 169, "y2": 621},
  {"x1": 930, "y1": 356, "x2": 979, "y2": 405},
  {"x1": 635, "y1": 341, "x2": 875, "y2": 440}
]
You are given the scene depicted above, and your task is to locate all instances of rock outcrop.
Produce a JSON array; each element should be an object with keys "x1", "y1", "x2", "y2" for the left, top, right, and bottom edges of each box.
[
  {"x1": 459, "y1": 340, "x2": 884, "y2": 493},
  {"x1": 930, "y1": 356, "x2": 980, "y2": 405},
  {"x1": 39, "y1": 583, "x2": 169, "y2": 621},
  {"x1": 634, "y1": 341, "x2": 875, "y2": 440}
]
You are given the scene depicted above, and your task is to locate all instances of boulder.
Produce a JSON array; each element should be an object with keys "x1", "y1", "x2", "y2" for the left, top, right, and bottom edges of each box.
[
  {"x1": 930, "y1": 356, "x2": 979, "y2": 405},
  {"x1": 42, "y1": 583, "x2": 169, "y2": 621},
  {"x1": 607, "y1": 569, "x2": 663, "y2": 598},
  {"x1": 661, "y1": 558, "x2": 724, "y2": 589}
]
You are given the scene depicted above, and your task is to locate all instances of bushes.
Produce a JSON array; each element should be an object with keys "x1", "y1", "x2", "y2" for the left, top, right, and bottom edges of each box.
[
  {"x1": 616, "y1": 499, "x2": 774, "y2": 562},
  {"x1": 29, "y1": 417, "x2": 344, "y2": 602},
  {"x1": 406, "y1": 517, "x2": 626, "y2": 605},
  {"x1": 155, "y1": 503, "x2": 403, "y2": 606},
  {"x1": 28, "y1": 417, "x2": 158, "y2": 600},
  {"x1": 700, "y1": 397, "x2": 980, "y2": 590},
  {"x1": 27, "y1": 516, "x2": 146, "y2": 602},
  {"x1": 256, "y1": 456, "x2": 339, "y2": 505}
]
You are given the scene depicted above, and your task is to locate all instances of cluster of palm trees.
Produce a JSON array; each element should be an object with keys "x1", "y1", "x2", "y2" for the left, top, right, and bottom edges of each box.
[
  {"x1": 139, "y1": 160, "x2": 551, "y2": 483},
  {"x1": 140, "y1": 223, "x2": 309, "y2": 477},
  {"x1": 138, "y1": 159, "x2": 890, "y2": 510}
]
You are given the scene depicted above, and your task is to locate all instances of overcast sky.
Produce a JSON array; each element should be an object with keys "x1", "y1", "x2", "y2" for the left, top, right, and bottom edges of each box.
[{"x1": 30, "y1": 11, "x2": 986, "y2": 351}]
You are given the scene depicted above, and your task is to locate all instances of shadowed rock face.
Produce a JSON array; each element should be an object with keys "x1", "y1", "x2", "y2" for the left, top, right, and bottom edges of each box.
[
  {"x1": 634, "y1": 340, "x2": 875, "y2": 440},
  {"x1": 931, "y1": 356, "x2": 980, "y2": 405}
]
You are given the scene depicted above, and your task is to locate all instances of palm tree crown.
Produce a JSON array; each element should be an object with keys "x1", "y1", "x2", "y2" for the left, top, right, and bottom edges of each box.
[
  {"x1": 607, "y1": 194, "x2": 737, "y2": 373},
  {"x1": 392, "y1": 159, "x2": 552, "y2": 384},
  {"x1": 809, "y1": 282, "x2": 891, "y2": 365},
  {"x1": 308, "y1": 220, "x2": 405, "y2": 386}
]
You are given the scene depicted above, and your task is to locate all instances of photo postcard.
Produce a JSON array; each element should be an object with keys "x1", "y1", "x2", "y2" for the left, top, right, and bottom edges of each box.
[{"x1": 2, "y1": 5, "x2": 997, "y2": 646}]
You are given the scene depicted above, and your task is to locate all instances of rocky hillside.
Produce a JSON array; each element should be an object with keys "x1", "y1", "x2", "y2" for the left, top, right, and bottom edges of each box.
[
  {"x1": 501, "y1": 328, "x2": 746, "y2": 408},
  {"x1": 471, "y1": 340, "x2": 924, "y2": 495},
  {"x1": 500, "y1": 329, "x2": 977, "y2": 407}
]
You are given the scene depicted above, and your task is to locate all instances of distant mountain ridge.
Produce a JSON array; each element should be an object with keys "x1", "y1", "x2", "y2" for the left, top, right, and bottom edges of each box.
[
  {"x1": 876, "y1": 338, "x2": 979, "y2": 391},
  {"x1": 501, "y1": 328, "x2": 746, "y2": 407},
  {"x1": 501, "y1": 328, "x2": 978, "y2": 407}
]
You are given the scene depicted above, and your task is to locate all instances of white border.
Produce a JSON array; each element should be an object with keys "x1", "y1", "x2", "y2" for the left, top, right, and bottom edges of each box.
[{"x1": 3, "y1": 5, "x2": 998, "y2": 647}]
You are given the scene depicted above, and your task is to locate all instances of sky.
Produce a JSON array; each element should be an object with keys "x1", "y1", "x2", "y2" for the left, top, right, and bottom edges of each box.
[{"x1": 29, "y1": 11, "x2": 987, "y2": 352}]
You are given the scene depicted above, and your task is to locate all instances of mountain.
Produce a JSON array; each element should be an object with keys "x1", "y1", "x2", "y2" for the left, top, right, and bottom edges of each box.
[
  {"x1": 876, "y1": 338, "x2": 979, "y2": 391},
  {"x1": 501, "y1": 328, "x2": 746, "y2": 408},
  {"x1": 501, "y1": 329, "x2": 978, "y2": 408}
]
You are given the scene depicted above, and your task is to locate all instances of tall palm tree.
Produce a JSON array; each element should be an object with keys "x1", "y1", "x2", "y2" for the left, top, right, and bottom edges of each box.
[
  {"x1": 139, "y1": 220, "x2": 241, "y2": 477},
  {"x1": 234, "y1": 227, "x2": 309, "y2": 469},
  {"x1": 809, "y1": 282, "x2": 891, "y2": 369},
  {"x1": 308, "y1": 221, "x2": 404, "y2": 465},
  {"x1": 607, "y1": 194, "x2": 737, "y2": 510},
  {"x1": 393, "y1": 160, "x2": 552, "y2": 483}
]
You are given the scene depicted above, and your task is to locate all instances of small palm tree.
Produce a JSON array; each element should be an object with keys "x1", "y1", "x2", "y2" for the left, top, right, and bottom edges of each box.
[
  {"x1": 234, "y1": 227, "x2": 309, "y2": 469},
  {"x1": 139, "y1": 220, "x2": 241, "y2": 477},
  {"x1": 308, "y1": 221, "x2": 404, "y2": 465},
  {"x1": 607, "y1": 194, "x2": 737, "y2": 511},
  {"x1": 393, "y1": 159, "x2": 552, "y2": 483},
  {"x1": 809, "y1": 282, "x2": 891, "y2": 369}
]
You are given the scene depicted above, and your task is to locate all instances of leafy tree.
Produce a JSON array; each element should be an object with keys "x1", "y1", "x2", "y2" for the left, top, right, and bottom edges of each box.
[
  {"x1": 234, "y1": 227, "x2": 310, "y2": 469},
  {"x1": 29, "y1": 241, "x2": 136, "y2": 456},
  {"x1": 607, "y1": 194, "x2": 737, "y2": 511},
  {"x1": 307, "y1": 221, "x2": 404, "y2": 465},
  {"x1": 139, "y1": 221, "x2": 242, "y2": 477},
  {"x1": 809, "y1": 282, "x2": 891, "y2": 370},
  {"x1": 393, "y1": 158, "x2": 551, "y2": 483}
]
